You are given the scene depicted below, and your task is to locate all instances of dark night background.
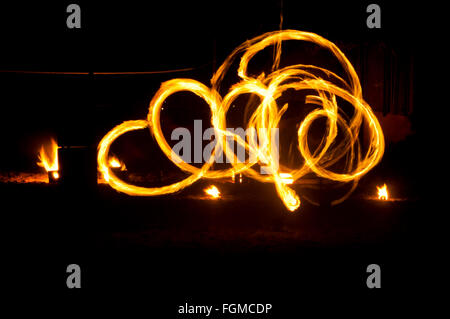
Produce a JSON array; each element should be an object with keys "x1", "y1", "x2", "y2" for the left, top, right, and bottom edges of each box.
[{"x1": 0, "y1": 0, "x2": 443, "y2": 316}]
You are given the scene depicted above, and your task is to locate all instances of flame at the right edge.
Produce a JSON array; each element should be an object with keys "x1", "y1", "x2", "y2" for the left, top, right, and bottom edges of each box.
[{"x1": 377, "y1": 184, "x2": 388, "y2": 201}]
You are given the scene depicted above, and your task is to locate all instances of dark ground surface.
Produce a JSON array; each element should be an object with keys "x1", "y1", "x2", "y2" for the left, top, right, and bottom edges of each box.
[{"x1": 1, "y1": 180, "x2": 433, "y2": 316}]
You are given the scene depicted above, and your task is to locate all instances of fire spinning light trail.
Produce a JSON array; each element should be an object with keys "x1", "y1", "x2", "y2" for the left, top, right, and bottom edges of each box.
[{"x1": 98, "y1": 30, "x2": 384, "y2": 212}]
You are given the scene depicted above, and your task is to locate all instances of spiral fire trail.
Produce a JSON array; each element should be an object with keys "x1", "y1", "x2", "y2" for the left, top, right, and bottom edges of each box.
[{"x1": 98, "y1": 30, "x2": 384, "y2": 212}]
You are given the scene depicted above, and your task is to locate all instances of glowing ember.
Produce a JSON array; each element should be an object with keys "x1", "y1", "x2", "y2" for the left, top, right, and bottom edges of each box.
[
  {"x1": 98, "y1": 30, "x2": 384, "y2": 212},
  {"x1": 204, "y1": 185, "x2": 221, "y2": 199},
  {"x1": 109, "y1": 156, "x2": 126, "y2": 171},
  {"x1": 37, "y1": 138, "x2": 59, "y2": 182},
  {"x1": 377, "y1": 184, "x2": 388, "y2": 201},
  {"x1": 0, "y1": 172, "x2": 48, "y2": 184}
]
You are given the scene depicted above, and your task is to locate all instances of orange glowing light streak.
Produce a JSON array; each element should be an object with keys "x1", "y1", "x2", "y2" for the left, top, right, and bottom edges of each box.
[
  {"x1": 37, "y1": 138, "x2": 59, "y2": 173},
  {"x1": 97, "y1": 30, "x2": 384, "y2": 212},
  {"x1": 205, "y1": 185, "x2": 221, "y2": 199},
  {"x1": 377, "y1": 184, "x2": 388, "y2": 201},
  {"x1": 280, "y1": 173, "x2": 294, "y2": 184}
]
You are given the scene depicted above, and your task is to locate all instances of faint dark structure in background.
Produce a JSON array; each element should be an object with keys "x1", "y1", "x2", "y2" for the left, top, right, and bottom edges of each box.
[
  {"x1": 58, "y1": 145, "x2": 97, "y2": 191},
  {"x1": 340, "y1": 41, "x2": 415, "y2": 144}
]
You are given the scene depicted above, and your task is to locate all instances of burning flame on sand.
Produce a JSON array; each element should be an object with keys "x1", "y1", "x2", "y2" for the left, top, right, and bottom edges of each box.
[
  {"x1": 204, "y1": 185, "x2": 221, "y2": 199},
  {"x1": 98, "y1": 30, "x2": 384, "y2": 212},
  {"x1": 377, "y1": 184, "x2": 388, "y2": 201}
]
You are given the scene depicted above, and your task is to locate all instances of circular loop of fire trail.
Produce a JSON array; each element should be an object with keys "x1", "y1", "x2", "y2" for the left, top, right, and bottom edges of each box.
[{"x1": 97, "y1": 30, "x2": 385, "y2": 212}]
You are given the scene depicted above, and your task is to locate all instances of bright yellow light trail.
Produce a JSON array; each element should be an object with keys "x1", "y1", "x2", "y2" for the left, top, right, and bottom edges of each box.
[{"x1": 98, "y1": 30, "x2": 384, "y2": 212}]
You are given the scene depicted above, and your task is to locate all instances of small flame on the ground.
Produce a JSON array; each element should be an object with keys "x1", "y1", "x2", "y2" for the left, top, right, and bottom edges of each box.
[
  {"x1": 204, "y1": 185, "x2": 221, "y2": 199},
  {"x1": 108, "y1": 156, "x2": 126, "y2": 171},
  {"x1": 280, "y1": 173, "x2": 294, "y2": 184},
  {"x1": 37, "y1": 138, "x2": 59, "y2": 181},
  {"x1": 377, "y1": 184, "x2": 388, "y2": 200}
]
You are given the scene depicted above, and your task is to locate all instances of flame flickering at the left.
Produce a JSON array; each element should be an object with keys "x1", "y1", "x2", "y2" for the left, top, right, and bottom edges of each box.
[{"x1": 37, "y1": 138, "x2": 59, "y2": 175}]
